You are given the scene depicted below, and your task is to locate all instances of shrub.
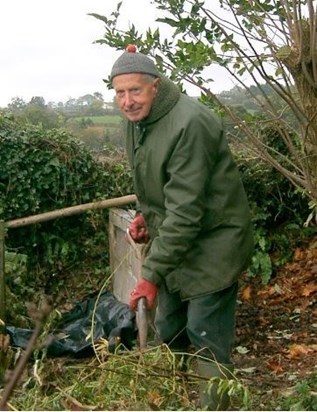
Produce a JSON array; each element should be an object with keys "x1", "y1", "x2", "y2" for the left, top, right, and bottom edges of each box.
[
  {"x1": 233, "y1": 145, "x2": 311, "y2": 283},
  {"x1": 0, "y1": 113, "x2": 133, "y2": 286}
]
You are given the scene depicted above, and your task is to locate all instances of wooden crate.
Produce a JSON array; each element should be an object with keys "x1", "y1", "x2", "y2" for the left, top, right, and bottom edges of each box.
[{"x1": 109, "y1": 208, "x2": 142, "y2": 304}]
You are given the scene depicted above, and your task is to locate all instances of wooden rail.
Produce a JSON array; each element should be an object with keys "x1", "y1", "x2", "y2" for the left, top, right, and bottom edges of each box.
[
  {"x1": 0, "y1": 194, "x2": 137, "y2": 325},
  {"x1": 6, "y1": 194, "x2": 137, "y2": 229},
  {"x1": 0, "y1": 222, "x2": 5, "y2": 323}
]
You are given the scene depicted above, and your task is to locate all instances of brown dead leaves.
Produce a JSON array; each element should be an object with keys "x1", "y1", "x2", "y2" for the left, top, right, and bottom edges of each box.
[
  {"x1": 285, "y1": 344, "x2": 317, "y2": 359},
  {"x1": 266, "y1": 359, "x2": 284, "y2": 374},
  {"x1": 241, "y1": 285, "x2": 252, "y2": 302},
  {"x1": 301, "y1": 283, "x2": 317, "y2": 297},
  {"x1": 0, "y1": 333, "x2": 10, "y2": 352}
]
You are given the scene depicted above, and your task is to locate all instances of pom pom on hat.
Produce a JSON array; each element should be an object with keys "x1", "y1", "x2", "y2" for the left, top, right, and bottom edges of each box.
[
  {"x1": 126, "y1": 44, "x2": 137, "y2": 53},
  {"x1": 110, "y1": 44, "x2": 159, "y2": 80}
]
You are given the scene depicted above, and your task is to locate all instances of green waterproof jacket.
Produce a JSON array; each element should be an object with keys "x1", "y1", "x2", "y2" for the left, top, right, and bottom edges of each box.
[{"x1": 126, "y1": 77, "x2": 253, "y2": 300}]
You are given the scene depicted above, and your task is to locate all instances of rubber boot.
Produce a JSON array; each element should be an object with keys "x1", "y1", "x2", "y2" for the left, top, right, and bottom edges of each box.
[{"x1": 197, "y1": 359, "x2": 234, "y2": 411}]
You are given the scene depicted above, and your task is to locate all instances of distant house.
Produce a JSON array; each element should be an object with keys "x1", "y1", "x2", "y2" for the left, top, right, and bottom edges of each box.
[{"x1": 104, "y1": 102, "x2": 114, "y2": 110}]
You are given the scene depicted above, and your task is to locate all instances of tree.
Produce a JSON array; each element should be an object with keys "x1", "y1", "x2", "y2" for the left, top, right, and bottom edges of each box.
[
  {"x1": 24, "y1": 97, "x2": 60, "y2": 129},
  {"x1": 6, "y1": 96, "x2": 61, "y2": 129},
  {"x1": 90, "y1": 0, "x2": 317, "y2": 209},
  {"x1": 29, "y1": 96, "x2": 46, "y2": 107},
  {"x1": 7, "y1": 97, "x2": 27, "y2": 112}
]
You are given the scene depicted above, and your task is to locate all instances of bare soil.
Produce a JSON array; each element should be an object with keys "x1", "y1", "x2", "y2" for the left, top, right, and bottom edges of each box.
[{"x1": 233, "y1": 236, "x2": 317, "y2": 410}]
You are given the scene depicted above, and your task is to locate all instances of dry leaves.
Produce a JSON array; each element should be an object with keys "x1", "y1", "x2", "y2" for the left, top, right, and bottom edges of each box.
[
  {"x1": 266, "y1": 360, "x2": 284, "y2": 374},
  {"x1": 241, "y1": 285, "x2": 252, "y2": 302},
  {"x1": 301, "y1": 283, "x2": 317, "y2": 297},
  {"x1": 0, "y1": 333, "x2": 10, "y2": 351},
  {"x1": 286, "y1": 344, "x2": 317, "y2": 358}
]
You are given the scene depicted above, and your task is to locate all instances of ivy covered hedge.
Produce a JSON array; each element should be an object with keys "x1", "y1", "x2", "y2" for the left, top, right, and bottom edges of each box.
[{"x1": 0, "y1": 113, "x2": 133, "y2": 280}]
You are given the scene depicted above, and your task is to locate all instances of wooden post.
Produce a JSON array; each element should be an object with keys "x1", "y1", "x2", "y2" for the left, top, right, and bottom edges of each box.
[
  {"x1": 0, "y1": 221, "x2": 5, "y2": 324},
  {"x1": 0, "y1": 220, "x2": 6, "y2": 381},
  {"x1": 0, "y1": 195, "x2": 137, "y2": 383}
]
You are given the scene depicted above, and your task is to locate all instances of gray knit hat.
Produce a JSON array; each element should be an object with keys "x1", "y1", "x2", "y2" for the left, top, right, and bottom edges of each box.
[{"x1": 110, "y1": 44, "x2": 160, "y2": 81}]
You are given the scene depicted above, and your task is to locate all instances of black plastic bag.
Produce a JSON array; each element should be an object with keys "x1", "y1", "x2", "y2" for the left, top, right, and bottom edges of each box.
[{"x1": 6, "y1": 290, "x2": 137, "y2": 357}]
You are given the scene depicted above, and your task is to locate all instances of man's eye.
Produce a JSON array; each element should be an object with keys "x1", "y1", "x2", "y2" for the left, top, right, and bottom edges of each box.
[
  {"x1": 116, "y1": 91, "x2": 124, "y2": 98},
  {"x1": 132, "y1": 89, "x2": 141, "y2": 95}
]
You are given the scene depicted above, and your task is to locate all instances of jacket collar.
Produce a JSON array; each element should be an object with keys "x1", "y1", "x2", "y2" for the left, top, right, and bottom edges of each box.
[{"x1": 139, "y1": 76, "x2": 181, "y2": 126}]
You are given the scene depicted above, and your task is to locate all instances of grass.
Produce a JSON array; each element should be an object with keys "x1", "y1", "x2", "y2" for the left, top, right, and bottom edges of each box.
[
  {"x1": 72, "y1": 115, "x2": 122, "y2": 125},
  {"x1": 279, "y1": 373, "x2": 317, "y2": 411},
  {"x1": 7, "y1": 344, "x2": 194, "y2": 410},
  {"x1": 4, "y1": 342, "x2": 250, "y2": 411}
]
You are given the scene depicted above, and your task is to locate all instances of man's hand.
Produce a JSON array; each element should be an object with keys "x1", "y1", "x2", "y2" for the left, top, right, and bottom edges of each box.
[
  {"x1": 129, "y1": 279, "x2": 158, "y2": 311},
  {"x1": 128, "y1": 214, "x2": 149, "y2": 244}
]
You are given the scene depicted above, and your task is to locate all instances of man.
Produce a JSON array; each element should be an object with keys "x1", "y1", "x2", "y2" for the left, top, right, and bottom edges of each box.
[{"x1": 110, "y1": 45, "x2": 253, "y2": 410}]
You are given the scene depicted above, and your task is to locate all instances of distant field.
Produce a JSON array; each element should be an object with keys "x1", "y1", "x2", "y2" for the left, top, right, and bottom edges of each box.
[{"x1": 72, "y1": 115, "x2": 122, "y2": 125}]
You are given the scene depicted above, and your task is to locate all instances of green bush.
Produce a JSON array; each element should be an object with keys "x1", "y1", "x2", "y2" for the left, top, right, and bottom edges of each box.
[
  {"x1": 233, "y1": 145, "x2": 311, "y2": 283},
  {"x1": 0, "y1": 113, "x2": 133, "y2": 284}
]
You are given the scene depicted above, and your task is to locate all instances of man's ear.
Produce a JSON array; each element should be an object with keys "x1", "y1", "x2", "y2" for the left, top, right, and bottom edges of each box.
[{"x1": 153, "y1": 77, "x2": 160, "y2": 94}]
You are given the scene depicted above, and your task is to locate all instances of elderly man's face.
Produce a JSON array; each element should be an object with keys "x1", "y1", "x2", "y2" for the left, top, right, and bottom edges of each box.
[{"x1": 112, "y1": 73, "x2": 159, "y2": 122}]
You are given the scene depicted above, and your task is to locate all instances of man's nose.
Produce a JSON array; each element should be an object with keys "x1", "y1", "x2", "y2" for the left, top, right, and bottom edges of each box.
[{"x1": 124, "y1": 92, "x2": 134, "y2": 107}]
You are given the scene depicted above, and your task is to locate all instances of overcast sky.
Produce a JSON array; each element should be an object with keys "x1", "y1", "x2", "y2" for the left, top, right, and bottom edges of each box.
[
  {"x1": 0, "y1": 0, "x2": 232, "y2": 108},
  {"x1": 0, "y1": 0, "x2": 162, "y2": 107}
]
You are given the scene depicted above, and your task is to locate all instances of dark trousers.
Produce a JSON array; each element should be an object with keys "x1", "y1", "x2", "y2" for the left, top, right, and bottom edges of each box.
[{"x1": 154, "y1": 281, "x2": 238, "y2": 364}]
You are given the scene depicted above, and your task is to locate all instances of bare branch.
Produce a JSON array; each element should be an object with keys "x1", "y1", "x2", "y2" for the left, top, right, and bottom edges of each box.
[{"x1": 0, "y1": 302, "x2": 51, "y2": 410}]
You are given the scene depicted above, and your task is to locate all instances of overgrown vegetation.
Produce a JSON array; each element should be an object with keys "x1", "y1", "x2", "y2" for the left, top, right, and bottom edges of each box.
[
  {"x1": 0, "y1": 98, "x2": 315, "y2": 409},
  {"x1": 233, "y1": 143, "x2": 311, "y2": 283},
  {"x1": 91, "y1": 0, "x2": 317, "y2": 206},
  {"x1": 0, "y1": 113, "x2": 133, "y2": 327},
  {"x1": 4, "y1": 339, "x2": 252, "y2": 411},
  {"x1": 0, "y1": 111, "x2": 313, "y2": 321},
  {"x1": 1, "y1": 2, "x2": 316, "y2": 410},
  {"x1": 280, "y1": 374, "x2": 317, "y2": 412}
]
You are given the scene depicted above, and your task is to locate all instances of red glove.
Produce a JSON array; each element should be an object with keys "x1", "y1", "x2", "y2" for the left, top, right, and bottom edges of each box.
[
  {"x1": 128, "y1": 214, "x2": 149, "y2": 244},
  {"x1": 129, "y1": 279, "x2": 158, "y2": 311}
]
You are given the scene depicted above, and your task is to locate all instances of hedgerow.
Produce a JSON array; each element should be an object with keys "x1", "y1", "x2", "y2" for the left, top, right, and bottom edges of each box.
[{"x1": 0, "y1": 113, "x2": 133, "y2": 304}]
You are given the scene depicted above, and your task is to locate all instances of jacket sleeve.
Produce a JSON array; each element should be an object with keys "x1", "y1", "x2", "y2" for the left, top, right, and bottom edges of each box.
[{"x1": 141, "y1": 115, "x2": 222, "y2": 285}]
